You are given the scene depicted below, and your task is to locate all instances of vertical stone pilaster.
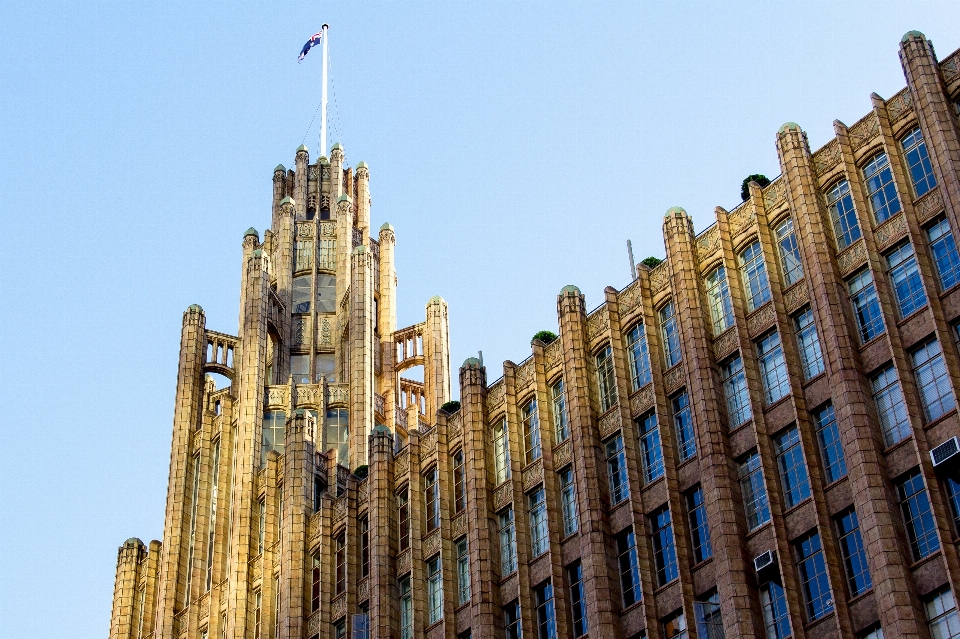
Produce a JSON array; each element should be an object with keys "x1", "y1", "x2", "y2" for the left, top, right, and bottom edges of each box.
[
  {"x1": 368, "y1": 429, "x2": 396, "y2": 639},
  {"x1": 280, "y1": 411, "x2": 307, "y2": 639},
  {"x1": 351, "y1": 245, "x2": 376, "y2": 466},
  {"x1": 335, "y1": 195, "x2": 354, "y2": 386},
  {"x1": 378, "y1": 224, "x2": 397, "y2": 337},
  {"x1": 272, "y1": 165, "x2": 285, "y2": 233},
  {"x1": 295, "y1": 146, "x2": 309, "y2": 220},
  {"x1": 109, "y1": 539, "x2": 145, "y2": 639},
  {"x1": 423, "y1": 297, "x2": 451, "y2": 420},
  {"x1": 355, "y1": 162, "x2": 371, "y2": 236}
]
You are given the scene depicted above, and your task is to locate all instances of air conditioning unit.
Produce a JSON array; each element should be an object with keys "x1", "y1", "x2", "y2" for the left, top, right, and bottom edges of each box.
[
  {"x1": 754, "y1": 550, "x2": 775, "y2": 572},
  {"x1": 931, "y1": 437, "x2": 960, "y2": 467}
]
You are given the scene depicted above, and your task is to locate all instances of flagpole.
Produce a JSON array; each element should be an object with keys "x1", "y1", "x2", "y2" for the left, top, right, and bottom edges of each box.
[{"x1": 320, "y1": 23, "x2": 329, "y2": 158}]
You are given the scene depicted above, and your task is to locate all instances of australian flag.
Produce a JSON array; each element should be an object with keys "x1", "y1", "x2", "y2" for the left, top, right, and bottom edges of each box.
[{"x1": 298, "y1": 31, "x2": 322, "y2": 62}]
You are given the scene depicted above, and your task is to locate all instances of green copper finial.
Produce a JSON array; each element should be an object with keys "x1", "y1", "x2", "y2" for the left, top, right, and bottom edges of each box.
[
  {"x1": 902, "y1": 30, "x2": 925, "y2": 43},
  {"x1": 560, "y1": 285, "x2": 581, "y2": 296}
]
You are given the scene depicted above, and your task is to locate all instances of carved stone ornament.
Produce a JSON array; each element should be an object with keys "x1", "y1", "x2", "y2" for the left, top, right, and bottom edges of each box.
[
  {"x1": 649, "y1": 261, "x2": 670, "y2": 295},
  {"x1": 331, "y1": 593, "x2": 347, "y2": 620},
  {"x1": 333, "y1": 497, "x2": 346, "y2": 523},
  {"x1": 265, "y1": 386, "x2": 288, "y2": 407},
  {"x1": 296, "y1": 222, "x2": 314, "y2": 238},
  {"x1": 747, "y1": 301, "x2": 777, "y2": 338},
  {"x1": 847, "y1": 113, "x2": 881, "y2": 151},
  {"x1": 322, "y1": 165, "x2": 331, "y2": 179},
  {"x1": 308, "y1": 512, "x2": 320, "y2": 540},
  {"x1": 664, "y1": 362, "x2": 686, "y2": 393},
  {"x1": 763, "y1": 178, "x2": 788, "y2": 211},
  {"x1": 394, "y1": 449, "x2": 410, "y2": 479},
  {"x1": 318, "y1": 221, "x2": 336, "y2": 237},
  {"x1": 586, "y1": 308, "x2": 610, "y2": 341},
  {"x1": 522, "y1": 458, "x2": 544, "y2": 492},
  {"x1": 448, "y1": 413, "x2": 463, "y2": 441},
  {"x1": 397, "y1": 550, "x2": 412, "y2": 576},
  {"x1": 424, "y1": 529, "x2": 442, "y2": 557},
  {"x1": 813, "y1": 139, "x2": 842, "y2": 176},
  {"x1": 250, "y1": 557, "x2": 262, "y2": 581},
  {"x1": 422, "y1": 428, "x2": 438, "y2": 455},
  {"x1": 728, "y1": 202, "x2": 757, "y2": 238},
  {"x1": 712, "y1": 327, "x2": 740, "y2": 361},
  {"x1": 306, "y1": 611, "x2": 321, "y2": 637},
  {"x1": 358, "y1": 481, "x2": 368, "y2": 506},
  {"x1": 783, "y1": 281, "x2": 809, "y2": 314},
  {"x1": 308, "y1": 166, "x2": 319, "y2": 180},
  {"x1": 874, "y1": 212, "x2": 908, "y2": 252},
  {"x1": 630, "y1": 384, "x2": 655, "y2": 417},
  {"x1": 553, "y1": 439, "x2": 572, "y2": 468},
  {"x1": 914, "y1": 186, "x2": 944, "y2": 224},
  {"x1": 293, "y1": 316, "x2": 306, "y2": 346},
  {"x1": 598, "y1": 407, "x2": 622, "y2": 438},
  {"x1": 320, "y1": 318, "x2": 331, "y2": 345},
  {"x1": 493, "y1": 482, "x2": 512, "y2": 510},
  {"x1": 192, "y1": 429, "x2": 202, "y2": 452},
  {"x1": 198, "y1": 592, "x2": 210, "y2": 619},
  {"x1": 544, "y1": 339, "x2": 562, "y2": 370},
  {"x1": 618, "y1": 280, "x2": 643, "y2": 316},
  {"x1": 696, "y1": 224, "x2": 721, "y2": 264},
  {"x1": 295, "y1": 386, "x2": 323, "y2": 407},
  {"x1": 358, "y1": 578, "x2": 368, "y2": 602},
  {"x1": 355, "y1": 166, "x2": 370, "y2": 180},
  {"x1": 336, "y1": 198, "x2": 352, "y2": 217},
  {"x1": 487, "y1": 381, "x2": 506, "y2": 410},
  {"x1": 327, "y1": 384, "x2": 349, "y2": 406},
  {"x1": 837, "y1": 239, "x2": 868, "y2": 277},
  {"x1": 886, "y1": 88, "x2": 913, "y2": 123},
  {"x1": 516, "y1": 358, "x2": 535, "y2": 391},
  {"x1": 452, "y1": 513, "x2": 467, "y2": 538},
  {"x1": 941, "y1": 53, "x2": 959, "y2": 82}
]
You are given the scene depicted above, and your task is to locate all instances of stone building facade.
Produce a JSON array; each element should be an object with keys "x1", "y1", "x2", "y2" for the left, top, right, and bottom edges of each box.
[{"x1": 111, "y1": 32, "x2": 960, "y2": 639}]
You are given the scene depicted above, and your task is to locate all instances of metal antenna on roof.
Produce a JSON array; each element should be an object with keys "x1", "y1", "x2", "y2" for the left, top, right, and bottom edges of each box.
[{"x1": 627, "y1": 239, "x2": 637, "y2": 280}]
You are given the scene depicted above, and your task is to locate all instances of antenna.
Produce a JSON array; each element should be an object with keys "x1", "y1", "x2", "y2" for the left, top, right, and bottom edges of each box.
[
  {"x1": 627, "y1": 239, "x2": 636, "y2": 280},
  {"x1": 319, "y1": 23, "x2": 329, "y2": 157}
]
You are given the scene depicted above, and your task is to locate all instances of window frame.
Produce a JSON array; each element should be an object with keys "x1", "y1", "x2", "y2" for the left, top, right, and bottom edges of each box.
[
  {"x1": 522, "y1": 398, "x2": 542, "y2": 464},
  {"x1": 740, "y1": 240, "x2": 772, "y2": 312},
  {"x1": 626, "y1": 323, "x2": 653, "y2": 390},
  {"x1": 659, "y1": 301, "x2": 682, "y2": 368},
  {"x1": 775, "y1": 216, "x2": 804, "y2": 286},
  {"x1": 862, "y1": 151, "x2": 902, "y2": 224},
  {"x1": 705, "y1": 265, "x2": 735, "y2": 334},
  {"x1": 827, "y1": 179, "x2": 862, "y2": 250},
  {"x1": 595, "y1": 345, "x2": 618, "y2": 412}
]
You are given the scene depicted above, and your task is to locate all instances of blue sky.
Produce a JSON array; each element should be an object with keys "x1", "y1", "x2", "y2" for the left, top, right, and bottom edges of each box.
[{"x1": 1, "y1": 1, "x2": 958, "y2": 636}]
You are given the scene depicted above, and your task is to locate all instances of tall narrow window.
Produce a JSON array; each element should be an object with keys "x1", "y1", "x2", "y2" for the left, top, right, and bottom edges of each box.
[
  {"x1": 848, "y1": 269, "x2": 885, "y2": 344},
  {"x1": 672, "y1": 392, "x2": 697, "y2": 461},
  {"x1": 686, "y1": 486, "x2": 713, "y2": 564},
  {"x1": 740, "y1": 241, "x2": 772, "y2": 312},
  {"x1": 722, "y1": 355, "x2": 752, "y2": 427},
  {"x1": 760, "y1": 580, "x2": 792, "y2": 639},
  {"x1": 912, "y1": 338, "x2": 956, "y2": 422},
  {"x1": 523, "y1": 399, "x2": 542, "y2": 464},
  {"x1": 292, "y1": 275, "x2": 312, "y2": 313},
  {"x1": 274, "y1": 576, "x2": 281, "y2": 639},
  {"x1": 261, "y1": 411, "x2": 287, "y2": 466},
  {"x1": 334, "y1": 533, "x2": 346, "y2": 594},
  {"x1": 315, "y1": 274, "x2": 336, "y2": 313},
  {"x1": 926, "y1": 589, "x2": 960, "y2": 639},
  {"x1": 928, "y1": 218, "x2": 960, "y2": 290},
  {"x1": 360, "y1": 516, "x2": 370, "y2": 578},
  {"x1": 606, "y1": 435, "x2": 629, "y2": 504},
  {"x1": 626, "y1": 324, "x2": 653, "y2": 390},
  {"x1": 650, "y1": 506, "x2": 679, "y2": 586},
  {"x1": 529, "y1": 487, "x2": 549, "y2": 557},
  {"x1": 638, "y1": 412, "x2": 665, "y2": 484},
  {"x1": 253, "y1": 590, "x2": 261, "y2": 639},
  {"x1": 774, "y1": 426, "x2": 811, "y2": 508},
  {"x1": 568, "y1": 562, "x2": 588, "y2": 637},
  {"x1": 535, "y1": 581, "x2": 558, "y2": 639},
  {"x1": 836, "y1": 508, "x2": 872, "y2": 597},
  {"x1": 827, "y1": 179, "x2": 862, "y2": 250},
  {"x1": 946, "y1": 476, "x2": 960, "y2": 534},
  {"x1": 775, "y1": 217, "x2": 804, "y2": 286},
  {"x1": 794, "y1": 308, "x2": 825, "y2": 380},
  {"x1": 863, "y1": 152, "x2": 902, "y2": 223},
  {"x1": 596, "y1": 345, "x2": 618, "y2": 411},
  {"x1": 616, "y1": 528, "x2": 642, "y2": 607},
  {"x1": 887, "y1": 242, "x2": 927, "y2": 318},
  {"x1": 551, "y1": 379, "x2": 570, "y2": 442},
  {"x1": 559, "y1": 468, "x2": 579, "y2": 536},
  {"x1": 453, "y1": 450, "x2": 466, "y2": 514},
  {"x1": 796, "y1": 531, "x2": 834, "y2": 621},
  {"x1": 660, "y1": 301, "x2": 682, "y2": 367},
  {"x1": 739, "y1": 452, "x2": 771, "y2": 530},
  {"x1": 872, "y1": 366, "x2": 911, "y2": 446},
  {"x1": 758, "y1": 332, "x2": 790, "y2": 405},
  {"x1": 457, "y1": 538, "x2": 471, "y2": 606},
  {"x1": 311, "y1": 552, "x2": 321, "y2": 612},
  {"x1": 427, "y1": 555, "x2": 443, "y2": 624},
  {"x1": 257, "y1": 498, "x2": 266, "y2": 555},
  {"x1": 814, "y1": 403, "x2": 847, "y2": 483},
  {"x1": 694, "y1": 591, "x2": 724, "y2": 639},
  {"x1": 897, "y1": 470, "x2": 940, "y2": 560},
  {"x1": 205, "y1": 439, "x2": 221, "y2": 591},
  {"x1": 504, "y1": 602, "x2": 522, "y2": 639},
  {"x1": 499, "y1": 507, "x2": 517, "y2": 576},
  {"x1": 902, "y1": 127, "x2": 937, "y2": 198},
  {"x1": 663, "y1": 610, "x2": 688, "y2": 638},
  {"x1": 424, "y1": 466, "x2": 440, "y2": 532},
  {"x1": 398, "y1": 488, "x2": 410, "y2": 551},
  {"x1": 705, "y1": 266, "x2": 735, "y2": 334},
  {"x1": 295, "y1": 240, "x2": 313, "y2": 275},
  {"x1": 333, "y1": 621, "x2": 345, "y2": 639},
  {"x1": 399, "y1": 577, "x2": 413, "y2": 639},
  {"x1": 318, "y1": 238, "x2": 337, "y2": 270},
  {"x1": 184, "y1": 454, "x2": 201, "y2": 604},
  {"x1": 493, "y1": 419, "x2": 511, "y2": 484}
]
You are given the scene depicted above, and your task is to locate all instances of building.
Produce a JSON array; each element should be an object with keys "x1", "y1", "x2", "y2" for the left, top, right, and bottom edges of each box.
[{"x1": 109, "y1": 32, "x2": 960, "y2": 639}]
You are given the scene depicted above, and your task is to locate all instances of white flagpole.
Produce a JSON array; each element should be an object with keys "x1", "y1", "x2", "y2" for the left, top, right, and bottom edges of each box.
[{"x1": 320, "y1": 23, "x2": 329, "y2": 157}]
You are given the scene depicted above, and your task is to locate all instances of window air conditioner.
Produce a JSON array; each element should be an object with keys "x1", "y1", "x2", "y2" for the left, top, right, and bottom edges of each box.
[
  {"x1": 754, "y1": 550, "x2": 775, "y2": 572},
  {"x1": 931, "y1": 437, "x2": 960, "y2": 467}
]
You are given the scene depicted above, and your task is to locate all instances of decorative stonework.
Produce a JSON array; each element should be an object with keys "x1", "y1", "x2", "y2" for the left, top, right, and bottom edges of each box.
[
  {"x1": 515, "y1": 358, "x2": 535, "y2": 391},
  {"x1": 487, "y1": 380, "x2": 505, "y2": 410},
  {"x1": 293, "y1": 316, "x2": 306, "y2": 346},
  {"x1": 331, "y1": 593, "x2": 347, "y2": 620},
  {"x1": 452, "y1": 512, "x2": 467, "y2": 538},
  {"x1": 333, "y1": 497, "x2": 346, "y2": 523},
  {"x1": 493, "y1": 482, "x2": 512, "y2": 509},
  {"x1": 914, "y1": 186, "x2": 944, "y2": 224},
  {"x1": 813, "y1": 139, "x2": 842, "y2": 176},
  {"x1": 618, "y1": 280, "x2": 643, "y2": 316},
  {"x1": 728, "y1": 202, "x2": 757, "y2": 237},
  {"x1": 630, "y1": 384, "x2": 655, "y2": 416},
  {"x1": 941, "y1": 52, "x2": 959, "y2": 82},
  {"x1": 874, "y1": 212, "x2": 908, "y2": 251},
  {"x1": 586, "y1": 307, "x2": 609, "y2": 340},
  {"x1": 394, "y1": 449, "x2": 409, "y2": 480},
  {"x1": 747, "y1": 301, "x2": 777, "y2": 338},
  {"x1": 598, "y1": 407, "x2": 622, "y2": 438},
  {"x1": 783, "y1": 281, "x2": 809, "y2": 314},
  {"x1": 306, "y1": 611, "x2": 321, "y2": 637},
  {"x1": 308, "y1": 512, "x2": 320, "y2": 540},
  {"x1": 837, "y1": 239, "x2": 868, "y2": 277},
  {"x1": 712, "y1": 327, "x2": 739, "y2": 361},
  {"x1": 544, "y1": 339, "x2": 562, "y2": 370},
  {"x1": 553, "y1": 439, "x2": 572, "y2": 468},
  {"x1": 358, "y1": 481, "x2": 368, "y2": 506},
  {"x1": 448, "y1": 413, "x2": 463, "y2": 441},
  {"x1": 327, "y1": 384, "x2": 349, "y2": 406},
  {"x1": 397, "y1": 550, "x2": 411, "y2": 576},
  {"x1": 649, "y1": 261, "x2": 670, "y2": 295},
  {"x1": 308, "y1": 165, "x2": 319, "y2": 180},
  {"x1": 696, "y1": 224, "x2": 720, "y2": 264},
  {"x1": 320, "y1": 318, "x2": 331, "y2": 345},
  {"x1": 250, "y1": 557, "x2": 262, "y2": 581},
  {"x1": 421, "y1": 428, "x2": 438, "y2": 455},
  {"x1": 319, "y1": 221, "x2": 336, "y2": 237},
  {"x1": 265, "y1": 386, "x2": 288, "y2": 408},
  {"x1": 358, "y1": 578, "x2": 368, "y2": 602},
  {"x1": 198, "y1": 592, "x2": 210, "y2": 619},
  {"x1": 522, "y1": 458, "x2": 544, "y2": 491},
  {"x1": 424, "y1": 529, "x2": 442, "y2": 557},
  {"x1": 886, "y1": 88, "x2": 913, "y2": 123},
  {"x1": 664, "y1": 362, "x2": 686, "y2": 393},
  {"x1": 296, "y1": 222, "x2": 314, "y2": 238},
  {"x1": 295, "y1": 386, "x2": 323, "y2": 407},
  {"x1": 762, "y1": 178, "x2": 788, "y2": 211},
  {"x1": 192, "y1": 429, "x2": 202, "y2": 452},
  {"x1": 847, "y1": 112, "x2": 880, "y2": 151}
]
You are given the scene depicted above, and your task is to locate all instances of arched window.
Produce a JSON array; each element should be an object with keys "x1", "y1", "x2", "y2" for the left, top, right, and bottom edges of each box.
[
  {"x1": 862, "y1": 152, "x2": 901, "y2": 223},
  {"x1": 704, "y1": 266, "x2": 734, "y2": 333},
  {"x1": 826, "y1": 180, "x2": 861, "y2": 250}
]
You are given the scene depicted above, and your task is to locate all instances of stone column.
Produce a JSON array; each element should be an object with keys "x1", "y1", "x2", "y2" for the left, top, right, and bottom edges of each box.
[
  {"x1": 275, "y1": 197, "x2": 296, "y2": 380},
  {"x1": 355, "y1": 162, "x2": 371, "y2": 237},
  {"x1": 368, "y1": 427, "x2": 396, "y2": 639},
  {"x1": 351, "y1": 245, "x2": 376, "y2": 466},
  {"x1": 295, "y1": 145, "x2": 309, "y2": 220},
  {"x1": 272, "y1": 165, "x2": 285, "y2": 231},
  {"x1": 280, "y1": 410, "x2": 308, "y2": 639},
  {"x1": 423, "y1": 296, "x2": 451, "y2": 420},
  {"x1": 335, "y1": 195, "x2": 354, "y2": 386},
  {"x1": 154, "y1": 304, "x2": 206, "y2": 638},
  {"x1": 109, "y1": 539, "x2": 146, "y2": 639}
]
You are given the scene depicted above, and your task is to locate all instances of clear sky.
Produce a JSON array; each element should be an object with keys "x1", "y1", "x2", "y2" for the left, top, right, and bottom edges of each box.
[{"x1": 1, "y1": 1, "x2": 958, "y2": 636}]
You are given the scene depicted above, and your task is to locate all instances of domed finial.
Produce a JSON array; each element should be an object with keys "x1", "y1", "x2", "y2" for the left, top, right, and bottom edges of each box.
[
  {"x1": 274, "y1": 164, "x2": 286, "y2": 173},
  {"x1": 901, "y1": 30, "x2": 926, "y2": 43},
  {"x1": 560, "y1": 285, "x2": 581, "y2": 296},
  {"x1": 380, "y1": 222, "x2": 394, "y2": 232},
  {"x1": 665, "y1": 206, "x2": 688, "y2": 219},
  {"x1": 778, "y1": 122, "x2": 801, "y2": 134},
  {"x1": 244, "y1": 227, "x2": 259, "y2": 239},
  {"x1": 462, "y1": 357, "x2": 482, "y2": 368}
]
